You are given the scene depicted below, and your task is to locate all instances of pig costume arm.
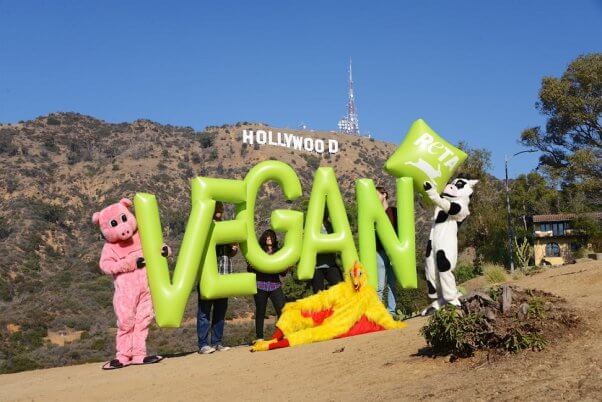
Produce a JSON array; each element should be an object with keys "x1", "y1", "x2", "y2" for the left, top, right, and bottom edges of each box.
[{"x1": 98, "y1": 244, "x2": 136, "y2": 275}]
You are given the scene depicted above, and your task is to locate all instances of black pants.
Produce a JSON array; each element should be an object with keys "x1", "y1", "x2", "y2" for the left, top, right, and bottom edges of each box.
[
  {"x1": 253, "y1": 287, "x2": 286, "y2": 339},
  {"x1": 312, "y1": 266, "x2": 343, "y2": 293}
]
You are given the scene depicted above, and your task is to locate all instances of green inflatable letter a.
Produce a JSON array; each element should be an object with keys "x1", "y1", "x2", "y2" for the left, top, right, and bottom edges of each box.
[{"x1": 357, "y1": 177, "x2": 416, "y2": 289}]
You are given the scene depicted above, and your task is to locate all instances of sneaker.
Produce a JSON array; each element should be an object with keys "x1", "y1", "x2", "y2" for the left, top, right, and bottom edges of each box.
[
  {"x1": 198, "y1": 345, "x2": 216, "y2": 354},
  {"x1": 214, "y1": 344, "x2": 230, "y2": 352}
]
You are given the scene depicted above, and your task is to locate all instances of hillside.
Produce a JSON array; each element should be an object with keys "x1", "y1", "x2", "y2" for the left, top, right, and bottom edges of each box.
[
  {"x1": 0, "y1": 260, "x2": 600, "y2": 401},
  {"x1": 0, "y1": 112, "x2": 431, "y2": 373}
]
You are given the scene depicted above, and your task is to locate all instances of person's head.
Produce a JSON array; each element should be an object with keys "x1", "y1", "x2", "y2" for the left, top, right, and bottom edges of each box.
[
  {"x1": 259, "y1": 229, "x2": 278, "y2": 251},
  {"x1": 214, "y1": 201, "x2": 224, "y2": 221},
  {"x1": 376, "y1": 186, "x2": 389, "y2": 207}
]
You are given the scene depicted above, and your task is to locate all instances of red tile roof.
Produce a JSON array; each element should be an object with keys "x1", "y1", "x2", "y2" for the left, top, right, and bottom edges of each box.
[{"x1": 532, "y1": 212, "x2": 602, "y2": 223}]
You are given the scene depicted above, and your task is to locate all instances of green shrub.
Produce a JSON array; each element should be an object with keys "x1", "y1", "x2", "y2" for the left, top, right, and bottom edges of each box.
[
  {"x1": 0, "y1": 216, "x2": 10, "y2": 240},
  {"x1": 421, "y1": 305, "x2": 488, "y2": 357},
  {"x1": 454, "y1": 264, "x2": 479, "y2": 284},
  {"x1": 282, "y1": 271, "x2": 312, "y2": 301},
  {"x1": 484, "y1": 265, "x2": 507, "y2": 284},
  {"x1": 527, "y1": 296, "x2": 546, "y2": 320},
  {"x1": 198, "y1": 132, "x2": 215, "y2": 149},
  {"x1": 503, "y1": 329, "x2": 547, "y2": 353},
  {"x1": 207, "y1": 149, "x2": 218, "y2": 161},
  {"x1": 46, "y1": 116, "x2": 61, "y2": 125}
]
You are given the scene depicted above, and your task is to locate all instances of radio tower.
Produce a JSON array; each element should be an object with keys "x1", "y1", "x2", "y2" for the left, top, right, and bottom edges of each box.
[{"x1": 338, "y1": 59, "x2": 360, "y2": 135}]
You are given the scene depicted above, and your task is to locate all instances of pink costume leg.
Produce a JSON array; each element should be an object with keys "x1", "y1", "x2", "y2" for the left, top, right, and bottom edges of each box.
[
  {"x1": 114, "y1": 284, "x2": 136, "y2": 365},
  {"x1": 131, "y1": 278, "x2": 154, "y2": 364}
]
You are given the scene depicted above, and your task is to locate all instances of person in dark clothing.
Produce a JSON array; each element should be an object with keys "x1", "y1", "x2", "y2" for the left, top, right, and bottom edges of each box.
[
  {"x1": 197, "y1": 201, "x2": 238, "y2": 354},
  {"x1": 247, "y1": 229, "x2": 288, "y2": 341},
  {"x1": 311, "y1": 209, "x2": 343, "y2": 293}
]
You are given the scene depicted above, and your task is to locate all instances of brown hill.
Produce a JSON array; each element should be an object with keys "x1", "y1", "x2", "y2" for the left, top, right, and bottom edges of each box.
[{"x1": 0, "y1": 112, "x2": 431, "y2": 373}]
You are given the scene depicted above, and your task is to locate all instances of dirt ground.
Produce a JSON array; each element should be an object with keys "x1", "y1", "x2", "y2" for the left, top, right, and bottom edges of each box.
[{"x1": 1, "y1": 260, "x2": 600, "y2": 401}]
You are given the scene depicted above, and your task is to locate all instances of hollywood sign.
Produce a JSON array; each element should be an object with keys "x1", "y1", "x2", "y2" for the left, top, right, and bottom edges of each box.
[{"x1": 241, "y1": 129, "x2": 340, "y2": 154}]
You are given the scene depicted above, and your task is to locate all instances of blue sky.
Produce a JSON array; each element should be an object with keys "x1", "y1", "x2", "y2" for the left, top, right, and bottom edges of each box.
[{"x1": 1, "y1": 1, "x2": 600, "y2": 178}]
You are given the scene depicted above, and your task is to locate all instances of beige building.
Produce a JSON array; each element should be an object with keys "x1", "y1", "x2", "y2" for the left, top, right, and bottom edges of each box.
[{"x1": 533, "y1": 212, "x2": 602, "y2": 266}]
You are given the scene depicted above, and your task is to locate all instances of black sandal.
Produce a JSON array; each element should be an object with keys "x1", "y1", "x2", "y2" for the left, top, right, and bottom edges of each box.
[
  {"x1": 102, "y1": 359, "x2": 125, "y2": 370},
  {"x1": 134, "y1": 355, "x2": 163, "y2": 365}
]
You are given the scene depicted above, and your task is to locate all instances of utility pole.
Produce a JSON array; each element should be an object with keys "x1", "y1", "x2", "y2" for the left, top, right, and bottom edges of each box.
[{"x1": 504, "y1": 149, "x2": 538, "y2": 273}]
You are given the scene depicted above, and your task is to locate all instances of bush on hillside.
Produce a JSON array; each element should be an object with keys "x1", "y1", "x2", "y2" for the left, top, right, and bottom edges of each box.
[{"x1": 421, "y1": 286, "x2": 578, "y2": 358}]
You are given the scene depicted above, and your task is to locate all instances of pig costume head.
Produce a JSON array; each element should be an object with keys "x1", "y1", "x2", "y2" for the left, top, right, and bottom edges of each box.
[{"x1": 92, "y1": 198, "x2": 138, "y2": 243}]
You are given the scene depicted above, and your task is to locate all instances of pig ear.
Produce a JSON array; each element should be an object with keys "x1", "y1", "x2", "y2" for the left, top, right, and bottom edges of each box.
[
  {"x1": 119, "y1": 198, "x2": 133, "y2": 208},
  {"x1": 92, "y1": 212, "x2": 101, "y2": 225},
  {"x1": 469, "y1": 179, "x2": 479, "y2": 186}
]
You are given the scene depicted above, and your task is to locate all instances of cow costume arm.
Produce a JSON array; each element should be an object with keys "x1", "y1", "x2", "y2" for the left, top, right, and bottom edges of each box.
[{"x1": 423, "y1": 182, "x2": 451, "y2": 212}]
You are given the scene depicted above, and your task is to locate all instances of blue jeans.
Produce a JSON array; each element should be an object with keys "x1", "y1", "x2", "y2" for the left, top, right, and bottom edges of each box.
[
  {"x1": 376, "y1": 251, "x2": 397, "y2": 314},
  {"x1": 197, "y1": 297, "x2": 228, "y2": 348}
]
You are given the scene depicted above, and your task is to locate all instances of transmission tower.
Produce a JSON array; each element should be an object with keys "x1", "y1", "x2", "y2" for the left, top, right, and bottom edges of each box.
[{"x1": 338, "y1": 59, "x2": 360, "y2": 135}]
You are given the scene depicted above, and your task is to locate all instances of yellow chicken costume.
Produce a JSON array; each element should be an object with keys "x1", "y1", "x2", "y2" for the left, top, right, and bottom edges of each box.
[{"x1": 251, "y1": 262, "x2": 406, "y2": 351}]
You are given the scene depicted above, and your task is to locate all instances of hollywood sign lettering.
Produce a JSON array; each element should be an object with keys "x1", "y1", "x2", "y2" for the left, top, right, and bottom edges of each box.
[{"x1": 241, "y1": 129, "x2": 340, "y2": 154}]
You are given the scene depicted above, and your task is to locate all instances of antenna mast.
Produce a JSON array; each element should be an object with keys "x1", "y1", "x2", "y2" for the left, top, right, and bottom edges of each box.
[{"x1": 338, "y1": 58, "x2": 360, "y2": 135}]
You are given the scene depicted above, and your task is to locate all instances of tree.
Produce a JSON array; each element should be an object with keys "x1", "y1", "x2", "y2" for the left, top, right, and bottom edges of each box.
[
  {"x1": 454, "y1": 143, "x2": 508, "y2": 266},
  {"x1": 520, "y1": 53, "x2": 602, "y2": 208},
  {"x1": 509, "y1": 172, "x2": 559, "y2": 236}
]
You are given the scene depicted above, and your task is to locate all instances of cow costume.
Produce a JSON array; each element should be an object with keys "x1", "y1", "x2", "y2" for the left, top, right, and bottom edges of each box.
[{"x1": 421, "y1": 178, "x2": 478, "y2": 315}]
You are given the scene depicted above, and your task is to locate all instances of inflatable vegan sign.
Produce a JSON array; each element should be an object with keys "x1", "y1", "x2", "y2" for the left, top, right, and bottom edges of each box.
[{"x1": 134, "y1": 119, "x2": 467, "y2": 327}]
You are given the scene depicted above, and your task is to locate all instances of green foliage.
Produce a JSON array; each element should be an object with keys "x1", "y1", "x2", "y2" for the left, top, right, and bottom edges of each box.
[
  {"x1": 30, "y1": 201, "x2": 65, "y2": 224},
  {"x1": 527, "y1": 296, "x2": 546, "y2": 320},
  {"x1": 46, "y1": 116, "x2": 61, "y2": 125},
  {"x1": 0, "y1": 128, "x2": 18, "y2": 155},
  {"x1": 513, "y1": 237, "x2": 532, "y2": 268},
  {"x1": 421, "y1": 305, "x2": 488, "y2": 357},
  {"x1": 43, "y1": 137, "x2": 59, "y2": 152},
  {"x1": 484, "y1": 265, "x2": 507, "y2": 284},
  {"x1": 240, "y1": 143, "x2": 248, "y2": 157},
  {"x1": 198, "y1": 132, "x2": 216, "y2": 149},
  {"x1": 0, "y1": 215, "x2": 10, "y2": 240},
  {"x1": 281, "y1": 270, "x2": 312, "y2": 301},
  {"x1": 303, "y1": 154, "x2": 320, "y2": 170},
  {"x1": 520, "y1": 53, "x2": 601, "y2": 209},
  {"x1": 454, "y1": 264, "x2": 480, "y2": 284},
  {"x1": 207, "y1": 148, "x2": 218, "y2": 161},
  {"x1": 503, "y1": 329, "x2": 547, "y2": 353},
  {"x1": 455, "y1": 142, "x2": 509, "y2": 266},
  {"x1": 571, "y1": 215, "x2": 602, "y2": 250},
  {"x1": 393, "y1": 284, "x2": 428, "y2": 316}
]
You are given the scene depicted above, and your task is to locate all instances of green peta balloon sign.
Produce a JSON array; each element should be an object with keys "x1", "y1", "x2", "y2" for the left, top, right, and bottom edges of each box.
[
  {"x1": 133, "y1": 118, "x2": 465, "y2": 328},
  {"x1": 385, "y1": 119, "x2": 467, "y2": 201}
]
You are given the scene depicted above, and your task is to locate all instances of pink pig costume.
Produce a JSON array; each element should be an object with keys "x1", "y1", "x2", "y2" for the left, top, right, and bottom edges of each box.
[{"x1": 92, "y1": 198, "x2": 166, "y2": 368}]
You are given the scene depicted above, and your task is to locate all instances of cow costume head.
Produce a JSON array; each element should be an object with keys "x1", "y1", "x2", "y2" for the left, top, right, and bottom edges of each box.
[{"x1": 441, "y1": 178, "x2": 479, "y2": 200}]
